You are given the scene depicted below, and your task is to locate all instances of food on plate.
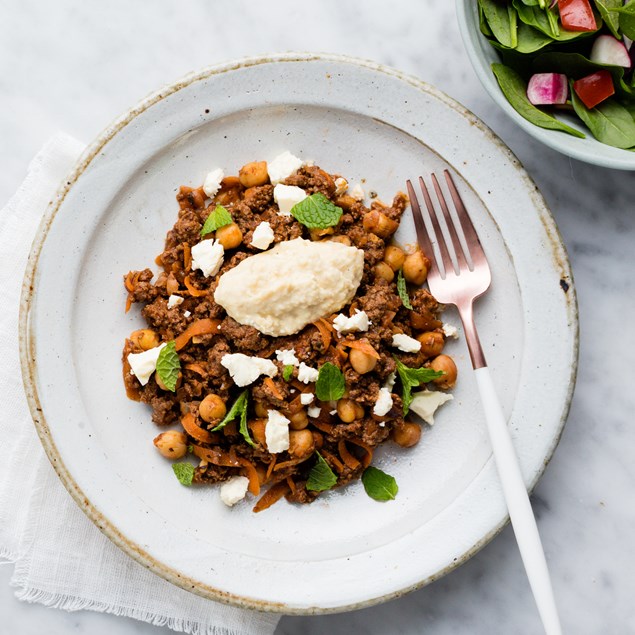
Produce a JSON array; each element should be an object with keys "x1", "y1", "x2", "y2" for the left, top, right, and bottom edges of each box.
[
  {"x1": 121, "y1": 152, "x2": 457, "y2": 511},
  {"x1": 478, "y1": 0, "x2": 635, "y2": 149}
]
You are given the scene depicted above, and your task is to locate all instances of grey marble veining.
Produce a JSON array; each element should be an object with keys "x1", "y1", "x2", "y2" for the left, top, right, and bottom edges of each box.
[{"x1": 2, "y1": 0, "x2": 634, "y2": 633}]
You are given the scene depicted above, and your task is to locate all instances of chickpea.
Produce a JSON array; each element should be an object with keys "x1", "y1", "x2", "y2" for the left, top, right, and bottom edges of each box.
[
  {"x1": 329, "y1": 235, "x2": 352, "y2": 246},
  {"x1": 215, "y1": 223, "x2": 243, "y2": 249},
  {"x1": 238, "y1": 161, "x2": 269, "y2": 188},
  {"x1": 288, "y1": 430, "x2": 315, "y2": 457},
  {"x1": 199, "y1": 394, "x2": 227, "y2": 422},
  {"x1": 153, "y1": 430, "x2": 188, "y2": 459},
  {"x1": 416, "y1": 331, "x2": 445, "y2": 358},
  {"x1": 349, "y1": 348, "x2": 378, "y2": 374},
  {"x1": 130, "y1": 329, "x2": 159, "y2": 351},
  {"x1": 337, "y1": 398, "x2": 358, "y2": 423},
  {"x1": 403, "y1": 250, "x2": 428, "y2": 286},
  {"x1": 374, "y1": 261, "x2": 395, "y2": 282},
  {"x1": 288, "y1": 409, "x2": 309, "y2": 430},
  {"x1": 391, "y1": 422, "x2": 422, "y2": 448},
  {"x1": 430, "y1": 354, "x2": 458, "y2": 389},
  {"x1": 214, "y1": 176, "x2": 242, "y2": 205},
  {"x1": 334, "y1": 194, "x2": 357, "y2": 211},
  {"x1": 383, "y1": 245, "x2": 406, "y2": 271},
  {"x1": 309, "y1": 226, "x2": 335, "y2": 241},
  {"x1": 191, "y1": 187, "x2": 207, "y2": 209},
  {"x1": 363, "y1": 210, "x2": 399, "y2": 238},
  {"x1": 254, "y1": 401, "x2": 269, "y2": 418}
]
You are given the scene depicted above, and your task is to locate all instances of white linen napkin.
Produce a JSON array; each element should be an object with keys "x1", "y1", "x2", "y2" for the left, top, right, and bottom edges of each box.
[{"x1": 0, "y1": 133, "x2": 281, "y2": 635}]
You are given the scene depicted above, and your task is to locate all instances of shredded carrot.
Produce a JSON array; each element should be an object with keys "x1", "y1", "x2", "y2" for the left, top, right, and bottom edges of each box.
[
  {"x1": 123, "y1": 271, "x2": 138, "y2": 292},
  {"x1": 155, "y1": 254, "x2": 164, "y2": 267},
  {"x1": 184, "y1": 362, "x2": 207, "y2": 376},
  {"x1": 381, "y1": 310, "x2": 396, "y2": 328},
  {"x1": 338, "y1": 439, "x2": 361, "y2": 470},
  {"x1": 321, "y1": 450, "x2": 345, "y2": 474},
  {"x1": 310, "y1": 419, "x2": 334, "y2": 434},
  {"x1": 347, "y1": 438, "x2": 374, "y2": 468},
  {"x1": 312, "y1": 319, "x2": 332, "y2": 350},
  {"x1": 238, "y1": 457, "x2": 260, "y2": 496},
  {"x1": 274, "y1": 456, "x2": 310, "y2": 472},
  {"x1": 328, "y1": 344, "x2": 348, "y2": 363},
  {"x1": 181, "y1": 412, "x2": 215, "y2": 444},
  {"x1": 286, "y1": 476, "x2": 297, "y2": 495},
  {"x1": 175, "y1": 318, "x2": 220, "y2": 351},
  {"x1": 125, "y1": 295, "x2": 133, "y2": 313},
  {"x1": 340, "y1": 338, "x2": 380, "y2": 360},
  {"x1": 253, "y1": 481, "x2": 290, "y2": 513},
  {"x1": 263, "y1": 377, "x2": 283, "y2": 400},
  {"x1": 192, "y1": 444, "x2": 242, "y2": 467},
  {"x1": 265, "y1": 455, "x2": 277, "y2": 481},
  {"x1": 183, "y1": 275, "x2": 208, "y2": 297},
  {"x1": 122, "y1": 352, "x2": 141, "y2": 401},
  {"x1": 290, "y1": 379, "x2": 310, "y2": 393},
  {"x1": 183, "y1": 243, "x2": 192, "y2": 271}
]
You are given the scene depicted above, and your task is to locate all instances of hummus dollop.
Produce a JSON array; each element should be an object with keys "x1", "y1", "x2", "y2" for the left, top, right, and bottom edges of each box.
[{"x1": 214, "y1": 238, "x2": 364, "y2": 336}]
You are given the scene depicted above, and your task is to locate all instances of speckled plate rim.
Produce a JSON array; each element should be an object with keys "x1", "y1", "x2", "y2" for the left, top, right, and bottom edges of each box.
[{"x1": 19, "y1": 52, "x2": 578, "y2": 614}]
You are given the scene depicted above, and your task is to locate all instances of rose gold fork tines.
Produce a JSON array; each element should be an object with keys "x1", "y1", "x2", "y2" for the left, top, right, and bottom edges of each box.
[
  {"x1": 406, "y1": 170, "x2": 491, "y2": 369},
  {"x1": 406, "y1": 170, "x2": 563, "y2": 635}
]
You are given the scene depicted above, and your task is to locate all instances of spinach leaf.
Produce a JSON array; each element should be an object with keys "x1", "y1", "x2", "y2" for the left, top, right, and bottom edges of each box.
[
  {"x1": 479, "y1": 4, "x2": 494, "y2": 37},
  {"x1": 492, "y1": 63, "x2": 586, "y2": 137},
  {"x1": 615, "y1": 1, "x2": 635, "y2": 40},
  {"x1": 571, "y1": 88, "x2": 635, "y2": 148},
  {"x1": 593, "y1": 0, "x2": 622, "y2": 38},
  {"x1": 479, "y1": 0, "x2": 518, "y2": 48},
  {"x1": 515, "y1": 21, "x2": 555, "y2": 53},
  {"x1": 513, "y1": 0, "x2": 599, "y2": 40}
]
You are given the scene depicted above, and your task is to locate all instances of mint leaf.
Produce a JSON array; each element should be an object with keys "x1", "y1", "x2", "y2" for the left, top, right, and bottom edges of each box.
[
  {"x1": 210, "y1": 390, "x2": 255, "y2": 447},
  {"x1": 156, "y1": 341, "x2": 180, "y2": 392},
  {"x1": 362, "y1": 466, "x2": 398, "y2": 501},
  {"x1": 200, "y1": 205, "x2": 232, "y2": 237},
  {"x1": 283, "y1": 365, "x2": 294, "y2": 381},
  {"x1": 395, "y1": 358, "x2": 444, "y2": 415},
  {"x1": 306, "y1": 452, "x2": 338, "y2": 492},
  {"x1": 397, "y1": 269, "x2": 412, "y2": 310},
  {"x1": 315, "y1": 362, "x2": 346, "y2": 401},
  {"x1": 172, "y1": 462, "x2": 195, "y2": 486},
  {"x1": 290, "y1": 193, "x2": 343, "y2": 229}
]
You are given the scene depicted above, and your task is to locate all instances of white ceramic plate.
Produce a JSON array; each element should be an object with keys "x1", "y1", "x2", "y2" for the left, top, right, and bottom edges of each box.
[{"x1": 20, "y1": 54, "x2": 578, "y2": 613}]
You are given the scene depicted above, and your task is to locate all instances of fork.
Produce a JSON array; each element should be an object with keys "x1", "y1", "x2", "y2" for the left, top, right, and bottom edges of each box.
[{"x1": 406, "y1": 171, "x2": 563, "y2": 635}]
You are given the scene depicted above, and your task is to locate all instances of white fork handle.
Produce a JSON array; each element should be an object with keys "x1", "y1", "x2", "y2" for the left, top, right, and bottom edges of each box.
[{"x1": 474, "y1": 367, "x2": 563, "y2": 635}]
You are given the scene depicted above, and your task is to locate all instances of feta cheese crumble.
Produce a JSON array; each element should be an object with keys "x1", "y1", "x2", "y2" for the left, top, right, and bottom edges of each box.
[
  {"x1": 334, "y1": 177, "x2": 348, "y2": 196},
  {"x1": 373, "y1": 387, "x2": 394, "y2": 416},
  {"x1": 273, "y1": 184, "x2": 307, "y2": 216},
  {"x1": 308, "y1": 405, "x2": 322, "y2": 418},
  {"x1": 300, "y1": 392, "x2": 314, "y2": 405},
  {"x1": 392, "y1": 333, "x2": 422, "y2": 353},
  {"x1": 384, "y1": 372, "x2": 396, "y2": 391},
  {"x1": 297, "y1": 362, "x2": 319, "y2": 384},
  {"x1": 219, "y1": 475, "x2": 249, "y2": 507},
  {"x1": 184, "y1": 310, "x2": 191, "y2": 318},
  {"x1": 409, "y1": 390, "x2": 454, "y2": 425},
  {"x1": 251, "y1": 221, "x2": 275, "y2": 250},
  {"x1": 267, "y1": 151, "x2": 304, "y2": 185},
  {"x1": 191, "y1": 239, "x2": 224, "y2": 277},
  {"x1": 350, "y1": 183, "x2": 365, "y2": 201},
  {"x1": 442, "y1": 323, "x2": 459, "y2": 339},
  {"x1": 332, "y1": 309, "x2": 370, "y2": 334},
  {"x1": 275, "y1": 348, "x2": 300, "y2": 366},
  {"x1": 167, "y1": 294, "x2": 184, "y2": 309},
  {"x1": 220, "y1": 353, "x2": 277, "y2": 387},
  {"x1": 127, "y1": 343, "x2": 167, "y2": 386},
  {"x1": 203, "y1": 167, "x2": 224, "y2": 198},
  {"x1": 265, "y1": 410, "x2": 290, "y2": 453}
]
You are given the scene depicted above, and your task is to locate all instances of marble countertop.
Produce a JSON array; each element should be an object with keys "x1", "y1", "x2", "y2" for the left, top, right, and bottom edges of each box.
[{"x1": 2, "y1": 0, "x2": 634, "y2": 633}]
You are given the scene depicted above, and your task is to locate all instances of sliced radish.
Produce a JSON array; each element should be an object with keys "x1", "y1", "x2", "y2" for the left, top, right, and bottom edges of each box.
[
  {"x1": 590, "y1": 35, "x2": 632, "y2": 68},
  {"x1": 527, "y1": 73, "x2": 569, "y2": 105}
]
